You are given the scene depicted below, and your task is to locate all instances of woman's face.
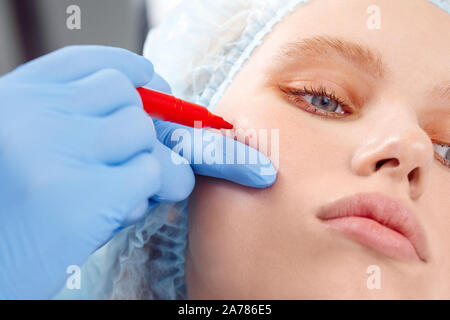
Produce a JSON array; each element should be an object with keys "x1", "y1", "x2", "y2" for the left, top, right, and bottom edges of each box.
[{"x1": 186, "y1": 0, "x2": 450, "y2": 299}]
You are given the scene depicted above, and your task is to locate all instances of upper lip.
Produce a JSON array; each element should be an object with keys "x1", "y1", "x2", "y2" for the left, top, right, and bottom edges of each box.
[{"x1": 316, "y1": 193, "x2": 429, "y2": 262}]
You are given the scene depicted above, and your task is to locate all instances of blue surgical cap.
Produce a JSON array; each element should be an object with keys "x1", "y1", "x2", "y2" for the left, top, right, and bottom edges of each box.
[{"x1": 55, "y1": 0, "x2": 449, "y2": 300}]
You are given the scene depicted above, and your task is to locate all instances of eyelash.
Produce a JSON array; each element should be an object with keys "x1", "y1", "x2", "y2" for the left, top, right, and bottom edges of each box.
[
  {"x1": 280, "y1": 85, "x2": 450, "y2": 169},
  {"x1": 280, "y1": 85, "x2": 352, "y2": 118},
  {"x1": 433, "y1": 143, "x2": 450, "y2": 169}
]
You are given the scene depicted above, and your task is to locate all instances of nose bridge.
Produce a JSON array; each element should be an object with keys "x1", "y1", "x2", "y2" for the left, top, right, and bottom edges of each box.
[{"x1": 351, "y1": 106, "x2": 433, "y2": 199}]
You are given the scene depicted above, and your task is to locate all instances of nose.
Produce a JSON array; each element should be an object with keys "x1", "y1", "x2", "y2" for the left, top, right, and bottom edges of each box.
[{"x1": 351, "y1": 119, "x2": 434, "y2": 200}]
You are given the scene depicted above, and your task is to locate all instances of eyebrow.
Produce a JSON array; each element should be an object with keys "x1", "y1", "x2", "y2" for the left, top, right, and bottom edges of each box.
[{"x1": 278, "y1": 35, "x2": 385, "y2": 78}]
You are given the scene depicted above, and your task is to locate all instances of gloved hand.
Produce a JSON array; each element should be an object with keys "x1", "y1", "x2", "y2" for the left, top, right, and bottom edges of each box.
[{"x1": 0, "y1": 46, "x2": 276, "y2": 299}]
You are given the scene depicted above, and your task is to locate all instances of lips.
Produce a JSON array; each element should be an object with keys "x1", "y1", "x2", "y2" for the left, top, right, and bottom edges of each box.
[{"x1": 317, "y1": 193, "x2": 429, "y2": 262}]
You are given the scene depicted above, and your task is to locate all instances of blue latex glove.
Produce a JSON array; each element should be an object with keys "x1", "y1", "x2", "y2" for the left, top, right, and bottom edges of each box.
[{"x1": 0, "y1": 46, "x2": 276, "y2": 299}]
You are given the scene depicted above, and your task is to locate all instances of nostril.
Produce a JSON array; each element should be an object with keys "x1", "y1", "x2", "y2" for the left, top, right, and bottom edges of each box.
[
  {"x1": 375, "y1": 158, "x2": 400, "y2": 171},
  {"x1": 408, "y1": 167, "x2": 420, "y2": 183}
]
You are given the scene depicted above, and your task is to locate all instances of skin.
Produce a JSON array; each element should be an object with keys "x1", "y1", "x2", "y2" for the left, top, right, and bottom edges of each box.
[{"x1": 185, "y1": 0, "x2": 450, "y2": 299}]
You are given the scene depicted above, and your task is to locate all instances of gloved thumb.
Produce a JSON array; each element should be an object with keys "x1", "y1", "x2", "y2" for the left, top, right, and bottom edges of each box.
[{"x1": 154, "y1": 120, "x2": 276, "y2": 188}]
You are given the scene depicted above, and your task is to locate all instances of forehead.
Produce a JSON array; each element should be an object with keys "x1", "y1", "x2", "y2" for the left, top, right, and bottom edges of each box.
[
  {"x1": 260, "y1": 0, "x2": 448, "y2": 61},
  {"x1": 252, "y1": 0, "x2": 449, "y2": 94}
]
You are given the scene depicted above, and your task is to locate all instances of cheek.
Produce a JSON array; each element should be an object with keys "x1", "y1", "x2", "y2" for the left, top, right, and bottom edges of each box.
[
  {"x1": 186, "y1": 120, "x2": 349, "y2": 293},
  {"x1": 186, "y1": 177, "x2": 275, "y2": 294}
]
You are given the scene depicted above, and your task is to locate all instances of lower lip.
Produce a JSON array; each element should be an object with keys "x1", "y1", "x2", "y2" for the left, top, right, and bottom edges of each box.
[{"x1": 323, "y1": 216, "x2": 419, "y2": 261}]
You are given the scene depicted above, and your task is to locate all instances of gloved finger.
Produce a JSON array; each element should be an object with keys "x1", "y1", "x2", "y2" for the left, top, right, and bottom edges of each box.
[
  {"x1": 103, "y1": 152, "x2": 162, "y2": 225},
  {"x1": 121, "y1": 199, "x2": 168, "y2": 228},
  {"x1": 143, "y1": 71, "x2": 173, "y2": 136},
  {"x1": 144, "y1": 72, "x2": 172, "y2": 94},
  {"x1": 9, "y1": 45, "x2": 154, "y2": 87},
  {"x1": 121, "y1": 200, "x2": 150, "y2": 227},
  {"x1": 109, "y1": 139, "x2": 194, "y2": 205},
  {"x1": 154, "y1": 121, "x2": 277, "y2": 188},
  {"x1": 61, "y1": 106, "x2": 158, "y2": 165},
  {"x1": 59, "y1": 68, "x2": 143, "y2": 116},
  {"x1": 149, "y1": 140, "x2": 195, "y2": 202}
]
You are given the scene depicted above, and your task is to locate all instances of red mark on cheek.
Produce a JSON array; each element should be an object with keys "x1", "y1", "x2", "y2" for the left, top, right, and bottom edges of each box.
[{"x1": 207, "y1": 127, "x2": 256, "y2": 145}]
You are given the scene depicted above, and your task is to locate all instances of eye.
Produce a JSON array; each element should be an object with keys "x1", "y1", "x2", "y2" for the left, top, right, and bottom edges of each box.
[
  {"x1": 433, "y1": 142, "x2": 450, "y2": 168},
  {"x1": 303, "y1": 93, "x2": 345, "y2": 114},
  {"x1": 280, "y1": 86, "x2": 351, "y2": 117}
]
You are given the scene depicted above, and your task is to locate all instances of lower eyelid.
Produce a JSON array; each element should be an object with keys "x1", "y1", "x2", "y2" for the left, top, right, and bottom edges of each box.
[
  {"x1": 434, "y1": 152, "x2": 450, "y2": 168},
  {"x1": 433, "y1": 143, "x2": 450, "y2": 168}
]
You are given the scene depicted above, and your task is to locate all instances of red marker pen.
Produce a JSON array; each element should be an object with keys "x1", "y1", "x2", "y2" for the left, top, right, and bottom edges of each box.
[{"x1": 137, "y1": 87, "x2": 233, "y2": 130}]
